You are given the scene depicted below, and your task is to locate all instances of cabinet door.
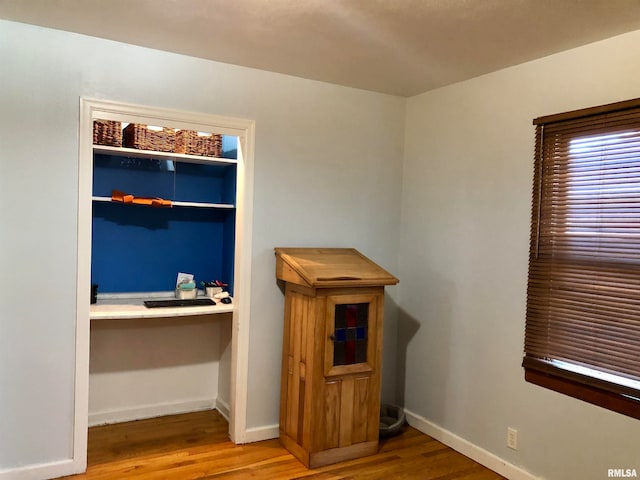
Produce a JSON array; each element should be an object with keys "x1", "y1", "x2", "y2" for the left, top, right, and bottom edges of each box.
[
  {"x1": 318, "y1": 293, "x2": 381, "y2": 450},
  {"x1": 324, "y1": 293, "x2": 378, "y2": 377}
]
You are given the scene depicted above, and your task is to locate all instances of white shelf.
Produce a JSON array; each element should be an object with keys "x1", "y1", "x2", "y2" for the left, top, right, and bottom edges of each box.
[
  {"x1": 90, "y1": 293, "x2": 233, "y2": 320},
  {"x1": 92, "y1": 196, "x2": 235, "y2": 209},
  {"x1": 93, "y1": 144, "x2": 238, "y2": 167}
]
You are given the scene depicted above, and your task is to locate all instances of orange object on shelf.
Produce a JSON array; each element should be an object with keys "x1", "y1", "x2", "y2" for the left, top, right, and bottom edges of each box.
[
  {"x1": 111, "y1": 190, "x2": 172, "y2": 208},
  {"x1": 111, "y1": 190, "x2": 133, "y2": 203}
]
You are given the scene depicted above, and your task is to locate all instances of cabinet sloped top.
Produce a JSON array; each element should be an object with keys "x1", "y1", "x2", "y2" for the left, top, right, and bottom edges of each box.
[{"x1": 274, "y1": 247, "x2": 398, "y2": 288}]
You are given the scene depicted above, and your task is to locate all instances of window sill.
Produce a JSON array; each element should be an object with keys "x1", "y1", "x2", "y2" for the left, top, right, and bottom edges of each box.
[{"x1": 524, "y1": 367, "x2": 640, "y2": 421}]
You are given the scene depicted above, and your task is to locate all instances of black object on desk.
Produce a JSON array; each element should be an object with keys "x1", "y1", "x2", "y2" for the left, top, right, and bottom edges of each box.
[{"x1": 144, "y1": 298, "x2": 216, "y2": 308}]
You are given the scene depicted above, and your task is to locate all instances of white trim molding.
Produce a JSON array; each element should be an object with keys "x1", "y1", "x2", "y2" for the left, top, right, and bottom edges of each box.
[
  {"x1": 216, "y1": 397, "x2": 231, "y2": 423},
  {"x1": 243, "y1": 424, "x2": 280, "y2": 444},
  {"x1": 404, "y1": 409, "x2": 539, "y2": 480},
  {"x1": 88, "y1": 399, "x2": 217, "y2": 427},
  {"x1": 0, "y1": 460, "x2": 80, "y2": 480}
]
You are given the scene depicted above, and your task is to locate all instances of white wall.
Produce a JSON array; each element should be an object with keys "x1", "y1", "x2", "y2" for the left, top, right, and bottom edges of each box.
[
  {"x1": 400, "y1": 30, "x2": 640, "y2": 480},
  {"x1": 0, "y1": 19, "x2": 404, "y2": 474},
  {"x1": 88, "y1": 315, "x2": 227, "y2": 426}
]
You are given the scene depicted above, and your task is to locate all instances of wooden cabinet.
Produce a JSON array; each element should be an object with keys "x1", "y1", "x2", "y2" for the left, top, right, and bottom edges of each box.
[{"x1": 275, "y1": 248, "x2": 398, "y2": 468}]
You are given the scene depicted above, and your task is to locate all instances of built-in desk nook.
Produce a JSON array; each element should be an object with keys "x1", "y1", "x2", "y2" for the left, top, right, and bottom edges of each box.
[
  {"x1": 90, "y1": 295, "x2": 234, "y2": 320},
  {"x1": 81, "y1": 100, "x2": 254, "y2": 441}
]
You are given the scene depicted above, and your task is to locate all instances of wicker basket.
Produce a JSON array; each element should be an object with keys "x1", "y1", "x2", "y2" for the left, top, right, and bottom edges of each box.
[
  {"x1": 93, "y1": 120, "x2": 122, "y2": 147},
  {"x1": 175, "y1": 130, "x2": 222, "y2": 157},
  {"x1": 123, "y1": 124, "x2": 176, "y2": 153}
]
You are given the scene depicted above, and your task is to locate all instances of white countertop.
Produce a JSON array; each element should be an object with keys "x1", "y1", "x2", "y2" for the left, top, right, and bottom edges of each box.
[{"x1": 90, "y1": 293, "x2": 233, "y2": 320}]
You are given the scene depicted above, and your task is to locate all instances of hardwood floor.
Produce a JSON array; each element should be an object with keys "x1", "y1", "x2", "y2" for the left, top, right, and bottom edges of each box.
[{"x1": 59, "y1": 410, "x2": 505, "y2": 480}]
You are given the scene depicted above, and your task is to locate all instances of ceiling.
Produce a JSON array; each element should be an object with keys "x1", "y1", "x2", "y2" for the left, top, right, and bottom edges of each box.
[{"x1": 2, "y1": 0, "x2": 640, "y2": 97}]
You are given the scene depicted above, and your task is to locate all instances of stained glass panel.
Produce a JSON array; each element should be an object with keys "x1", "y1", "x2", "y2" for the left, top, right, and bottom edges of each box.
[{"x1": 333, "y1": 303, "x2": 368, "y2": 366}]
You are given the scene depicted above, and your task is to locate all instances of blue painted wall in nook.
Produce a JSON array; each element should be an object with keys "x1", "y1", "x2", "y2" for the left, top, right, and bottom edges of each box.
[{"x1": 90, "y1": 137, "x2": 237, "y2": 294}]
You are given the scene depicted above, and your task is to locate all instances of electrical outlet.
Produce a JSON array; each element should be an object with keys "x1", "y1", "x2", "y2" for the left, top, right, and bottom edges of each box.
[{"x1": 507, "y1": 427, "x2": 518, "y2": 450}]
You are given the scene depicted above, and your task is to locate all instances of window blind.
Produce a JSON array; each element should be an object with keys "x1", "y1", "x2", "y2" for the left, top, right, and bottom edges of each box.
[{"x1": 524, "y1": 98, "x2": 640, "y2": 418}]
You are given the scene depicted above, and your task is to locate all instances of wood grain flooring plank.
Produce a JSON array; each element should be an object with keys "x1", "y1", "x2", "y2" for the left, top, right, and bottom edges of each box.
[{"x1": 59, "y1": 410, "x2": 505, "y2": 480}]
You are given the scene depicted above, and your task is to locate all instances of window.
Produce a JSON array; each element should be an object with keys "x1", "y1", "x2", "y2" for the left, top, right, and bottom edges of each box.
[{"x1": 524, "y1": 98, "x2": 640, "y2": 419}]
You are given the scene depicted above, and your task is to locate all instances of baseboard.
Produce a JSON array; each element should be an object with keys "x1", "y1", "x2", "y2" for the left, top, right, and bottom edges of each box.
[
  {"x1": 404, "y1": 409, "x2": 538, "y2": 480},
  {"x1": 216, "y1": 397, "x2": 230, "y2": 422},
  {"x1": 243, "y1": 423, "x2": 280, "y2": 443},
  {"x1": 88, "y1": 398, "x2": 217, "y2": 427},
  {"x1": 0, "y1": 458, "x2": 82, "y2": 480}
]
